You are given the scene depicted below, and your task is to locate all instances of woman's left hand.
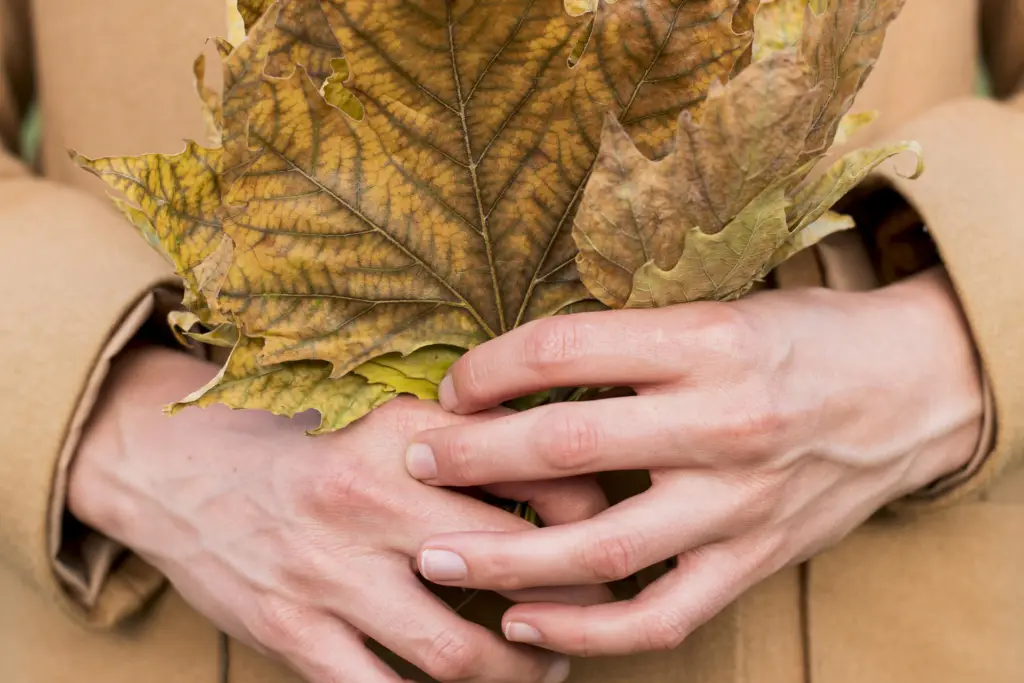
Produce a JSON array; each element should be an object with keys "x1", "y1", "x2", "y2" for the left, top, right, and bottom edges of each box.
[{"x1": 404, "y1": 268, "x2": 984, "y2": 657}]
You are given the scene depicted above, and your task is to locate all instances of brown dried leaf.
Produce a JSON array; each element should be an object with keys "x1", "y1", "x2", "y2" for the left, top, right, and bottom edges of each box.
[
  {"x1": 625, "y1": 184, "x2": 790, "y2": 307},
  {"x1": 574, "y1": 52, "x2": 814, "y2": 307},
  {"x1": 574, "y1": 0, "x2": 911, "y2": 309},
  {"x1": 753, "y1": 1, "x2": 883, "y2": 148},
  {"x1": 799, "y1": 0, "x2": 907, "y2": 160},
  {"x1": 752, "y1": 0, "x2": 807, "y2": 61}
]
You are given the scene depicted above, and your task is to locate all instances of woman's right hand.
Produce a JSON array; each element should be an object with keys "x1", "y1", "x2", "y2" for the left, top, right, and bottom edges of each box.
[{"x1": 69, "y1": 347, "x2": 605, "y2": 683}]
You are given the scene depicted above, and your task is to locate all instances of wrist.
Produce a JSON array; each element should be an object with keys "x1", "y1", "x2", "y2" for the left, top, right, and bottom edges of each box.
[
  {"x1": 872, "y1": 267, "x2": 984, "y2": 491},
  {"x1": 68, "y1": 347, "x2": 218, "y2": 537}
]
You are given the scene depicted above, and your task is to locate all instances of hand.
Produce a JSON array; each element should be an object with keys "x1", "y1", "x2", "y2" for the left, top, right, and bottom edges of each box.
[
  {"x1": 404, "y1": 268, "x2": 983, "y2": 657},
  {"x1": 69, "y1": 348, "x2": 609, "y2": 682}
]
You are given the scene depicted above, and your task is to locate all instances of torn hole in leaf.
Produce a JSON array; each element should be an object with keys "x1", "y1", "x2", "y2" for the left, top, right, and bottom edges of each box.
[
  {"x1": 568, "y1": 16, "x2": 595, "y2": 68},
  {"x1": 321, "y1": 57, "x2": 364, "y2": 121}
]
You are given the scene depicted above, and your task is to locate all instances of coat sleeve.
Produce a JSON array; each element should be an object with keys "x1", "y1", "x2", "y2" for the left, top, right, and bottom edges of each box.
[
  {"x1": 0, "y1": 0, "x2": 174, "y2": 626},
  {"x1": 875, "y1": 0, "x2": 1024, "y2": 507}
]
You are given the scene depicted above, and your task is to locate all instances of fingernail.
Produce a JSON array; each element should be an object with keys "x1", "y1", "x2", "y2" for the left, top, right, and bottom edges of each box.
[
  {"x1": 437, "y1": 374, "x2": 458, "y2": 411},
  {"x1": 420, "y1": 549, "x2": 468, "y2": 581},
  {"x1": 405, "y1": 443, "x2": 437, "y2": 480},
  {"x1": 504, "y1": 621, "x2": 544, "y2": 644},
  {"x1": 544, "y1": 656, "x2": 571, "y2": 683}
]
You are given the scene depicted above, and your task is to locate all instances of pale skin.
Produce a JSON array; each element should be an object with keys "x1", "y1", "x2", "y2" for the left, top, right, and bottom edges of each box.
[
  {"x1": 69, "y1": 267, "x2": 982, "y2": 680},
  {"x1": 69, "y1": 349, "x2": 614, "y2": 683},
  {"x1": 407, "y1": 267, "x2": 983, "y2": 657}
]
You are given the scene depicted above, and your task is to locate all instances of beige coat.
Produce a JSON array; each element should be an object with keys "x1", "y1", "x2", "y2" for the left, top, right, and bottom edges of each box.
[{"x1": 1, "y1": 1, "x2": 1023, "y2": 681}]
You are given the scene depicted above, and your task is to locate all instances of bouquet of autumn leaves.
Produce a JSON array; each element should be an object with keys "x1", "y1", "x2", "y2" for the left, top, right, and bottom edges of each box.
[{"x1": 76, "y1": 0, "x2": 919, "y2": 435}]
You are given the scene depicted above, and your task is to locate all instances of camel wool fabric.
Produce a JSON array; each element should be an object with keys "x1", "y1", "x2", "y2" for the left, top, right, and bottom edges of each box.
[{"x1": 0, "y1": 0, "x2": 1022, "y2": 681}]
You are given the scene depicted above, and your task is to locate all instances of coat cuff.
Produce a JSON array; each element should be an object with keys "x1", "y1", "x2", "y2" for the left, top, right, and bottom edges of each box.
[
  {"x1": 876, "y1": 97, "x2": 1024, "y2": 507},
  {"x1": 0, "y1": 175, "x2": 175, "y2": 627},
  {"x1": 49, "y1": 288, "x2": 195, "y2": 628}
]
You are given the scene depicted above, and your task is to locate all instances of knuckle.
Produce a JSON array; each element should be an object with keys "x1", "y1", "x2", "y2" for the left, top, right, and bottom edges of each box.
[
  {"x1": 453, "y1": 353, "x2": 490, "y2": 405},
  {"x1": 491, "y1": 571, "x2": 528, "y2": 592},
  {"x1": 720, "y1": 385, "x2": 790, "y2": 463},
  {"x1": 440, "y1": 432, "x2": 478, "y2": 484},
  {"x1": 307, "y1": 464, "x2": 361, "y2": 513},
  {"x1": 640, "y1": 610, "x2": 691, "y2": 652},
  {"x1": 693, "y1": 305, "x2": 760, "y2": 366},
  {"x1": 578, "y1": 532, "x2": 645, "y2": 582},
  {"x1": 301, "y1": 461, "x2": 386, "y2": 519},
  {"x1": 535, "y1": 409, "x2": 602, "y2": 473},
  {"x1": 249, "y1": 596, "x2": 305, "y2": 652},
  {"x1": 729, "y1": 472, "x2": 784, "y2": 528},
  {"x1": 524, "y1": 318, "x2": 586, "y2": 372},
  {"x1": 276, "y1": 544, "x2": 322, "y2": 595},
  {"x1": 418, "y1": 630, "x2": 480, "y2": 681}
]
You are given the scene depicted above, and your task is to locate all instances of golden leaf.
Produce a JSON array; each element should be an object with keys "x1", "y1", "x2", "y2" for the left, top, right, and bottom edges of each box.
[
  {"x1": 73, "y1": 143, "x2": 227, "y2": 311},
  {"x1": 200, "y1": 0, "x2": 755, "y2": 379},
  {"x1": 202, "y1": 2, "x2": 346, "y2": 172},
  {"x1": 170, "y1": 332, "x2": 461, "y2": 430},
  {"x1": 168, "y1": 334, "x2": 394, "y2": 435},
  {"x1": 352, "y1": 347, "x2": 464, "y2": 401},
  {"x1": 320, "y1": 57, "x2": 364, "y2": 121},
  {"x1": 77, "y1": 3, "x2": 382, "y2": 429},
  {"x1": 77, "y1": 2, "x2": 349, "y2": 302},
  {"x1": 109, "y1": 197, "x2": 165, "y2": 257},
  {"x1": 167, "y1": 310, "x2": 240, "y2": 348},
  {"x1": 193, "y1": 46, "x2": 230, "y2": 145},
  {"x1": 235, "y1": 0, "x2": 276, "y2": 33}
]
